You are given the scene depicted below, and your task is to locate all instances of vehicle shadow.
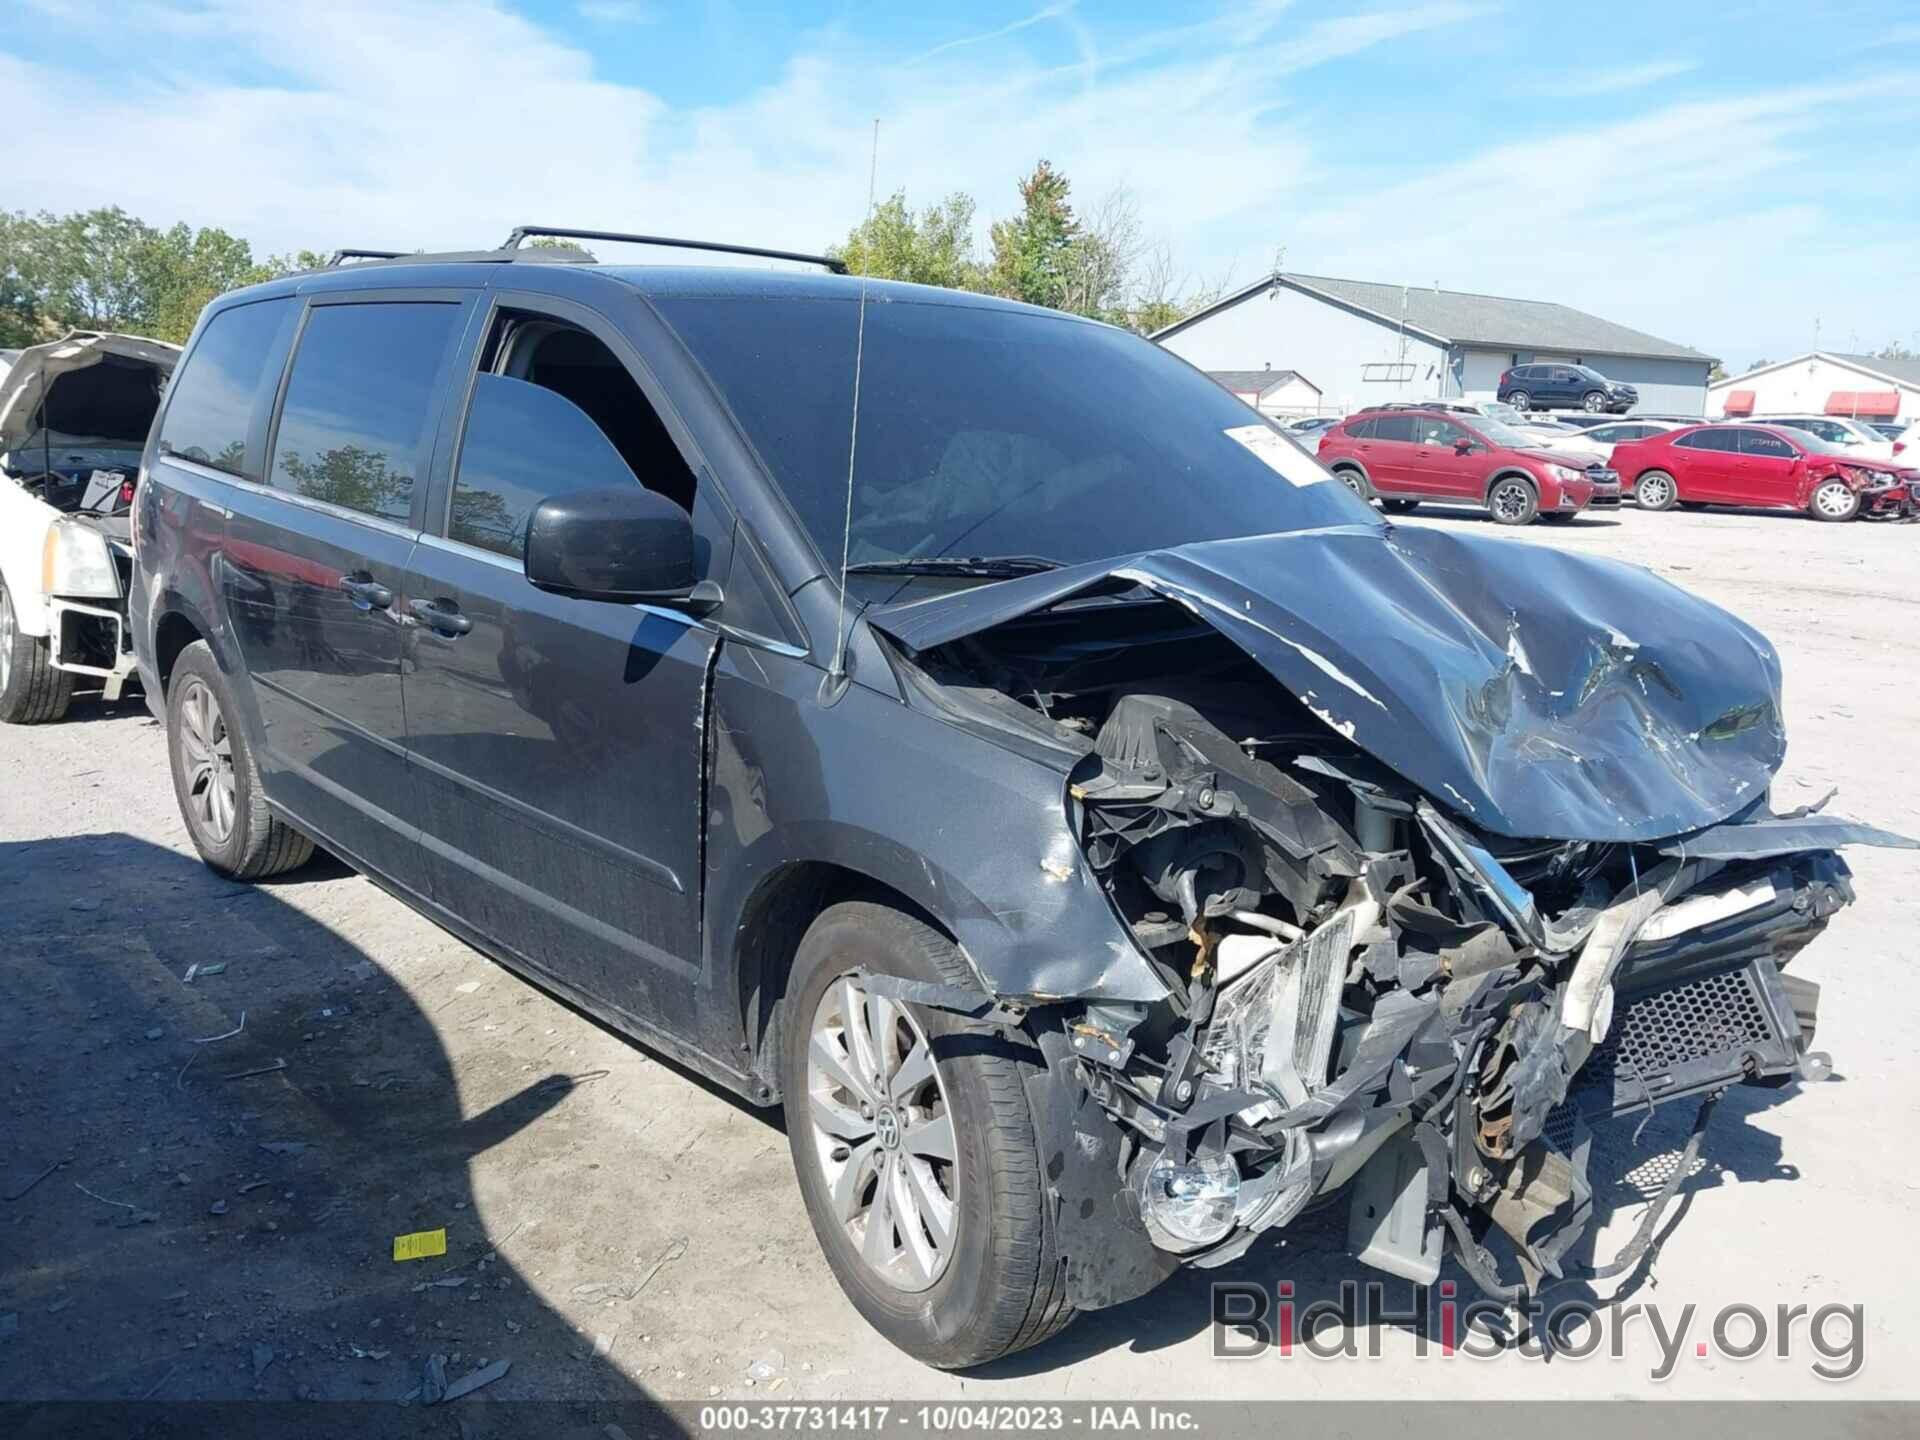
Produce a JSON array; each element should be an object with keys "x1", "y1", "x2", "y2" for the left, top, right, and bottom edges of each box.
[
  {"x1": 978, "y1": 1082, "x2": 1804, "y2": 1376},
  {"x1": 1394, "y1": 508, "x2": 1623, "y2": 530},
  {"x1": 0, "y1": 832, "x2": 689, "y2": 1432}
]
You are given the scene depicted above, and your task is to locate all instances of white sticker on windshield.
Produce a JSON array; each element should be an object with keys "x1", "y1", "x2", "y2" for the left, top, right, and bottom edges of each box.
[{"x1": 1223, "y1": 424, "x2": 1327, "y2": 487}]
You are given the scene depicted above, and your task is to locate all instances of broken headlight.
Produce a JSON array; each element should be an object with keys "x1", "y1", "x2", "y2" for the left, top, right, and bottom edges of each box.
[{"x1": 1199, "y1": 908, "x2": 1356, "y2": 1109}]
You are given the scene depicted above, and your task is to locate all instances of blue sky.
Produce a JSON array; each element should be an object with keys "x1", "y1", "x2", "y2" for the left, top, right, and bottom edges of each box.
[{"x1": 4, "y1": 1, "x2": 1918, "y2": 367}]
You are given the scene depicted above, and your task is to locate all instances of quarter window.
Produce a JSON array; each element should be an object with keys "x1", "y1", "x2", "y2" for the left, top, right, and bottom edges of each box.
[
  {"x1": 269, "y1": 302, "x2": 464, "y2": 524},
  {"x1": 157, "y1": 297, "x2": 297, "y2": 480}
]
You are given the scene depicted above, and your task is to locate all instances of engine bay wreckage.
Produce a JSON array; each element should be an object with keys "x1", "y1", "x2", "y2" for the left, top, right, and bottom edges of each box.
[{"x1": 862, "y1": 524, "x2": 1916, "y2": 1307}]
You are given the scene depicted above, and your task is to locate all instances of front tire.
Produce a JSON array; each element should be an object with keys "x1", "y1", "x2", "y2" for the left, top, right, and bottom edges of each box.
[
  {"x1": 781, "y1": 901, "x2": 1074, "y2": 1368},
  {"x1": 0, "y1": 578, "x2": 76, "y2": 724},
  {"x1": 1809, "y1": 479, "x2": 1860, "y2": 523},
  {"x1": 1635, "y1": 470, "x2": 1679, "y2": 511},
  {"x1": 1333, "y1": 466, "x2": 1375, "y2": 504},
  {"x1": 1582, "y1": 390, "x2": 1607, "y2": 413},
  {"x1": 166, "y1": 641, "x2": 314, "y2": 879},
  {"x1": 1487, "y1": 475, "x2": 1540, "y2": 526}
]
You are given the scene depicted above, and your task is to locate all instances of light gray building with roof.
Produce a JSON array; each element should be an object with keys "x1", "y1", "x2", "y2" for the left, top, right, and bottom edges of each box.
[{"x1": 1155, "y1": 272, "x2": 1715, "y2": 416}]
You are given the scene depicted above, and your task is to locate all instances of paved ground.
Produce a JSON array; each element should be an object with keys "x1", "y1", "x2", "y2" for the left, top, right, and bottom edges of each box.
[{"x1": 1, "y1": 503, "x2": 1916, "y2": 1406}]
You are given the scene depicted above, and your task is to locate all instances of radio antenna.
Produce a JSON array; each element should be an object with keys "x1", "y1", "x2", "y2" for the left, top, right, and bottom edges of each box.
[{"x1": 827, "y1": 117, "x2": 881, "y2": 688}]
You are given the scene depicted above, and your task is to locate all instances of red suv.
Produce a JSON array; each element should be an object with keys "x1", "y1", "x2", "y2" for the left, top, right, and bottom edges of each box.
[
  {"x1": 1609, "y1": 423, "x2": 1914, "y2": 522},
  {"x1": 1316, "y1": 408, "x2": 1620, "y2": 525}
]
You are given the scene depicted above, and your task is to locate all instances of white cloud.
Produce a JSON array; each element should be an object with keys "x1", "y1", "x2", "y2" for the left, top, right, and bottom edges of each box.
[
  {"x1": 1, "y1": 1, "x2": 1911, "y2": 363},
  {"x1": 1548, "y1": 58, "x2": 1697, "y2": 95},
  {"x1": 576, "y1": 0, "x2": 656, "y2": 23},
  {"x1": 1274, "y1": 78, "x2": 1920, "y2": 363}
]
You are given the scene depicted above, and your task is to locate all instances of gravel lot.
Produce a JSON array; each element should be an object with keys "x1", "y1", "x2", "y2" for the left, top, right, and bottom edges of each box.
[{"x1": 2, "y1": 504, "x2": 1916, "y2": 1405}]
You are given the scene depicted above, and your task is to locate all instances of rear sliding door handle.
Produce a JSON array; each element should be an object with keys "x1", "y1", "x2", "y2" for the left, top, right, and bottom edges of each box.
[{"x1": 410, "y1": 598, "x2": 472, "y2": 636}]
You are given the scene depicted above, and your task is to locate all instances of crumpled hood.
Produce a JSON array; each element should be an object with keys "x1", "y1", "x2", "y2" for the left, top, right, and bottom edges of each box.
[
  {"x1": 867, "y1": 524, "x2": 1788, "y2": 843},
  {"x1": 0, "y1": 331, "x2": 180, "y2": 453}
]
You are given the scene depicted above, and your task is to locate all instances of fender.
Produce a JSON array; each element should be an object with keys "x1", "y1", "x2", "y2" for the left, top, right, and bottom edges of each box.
[{"x1": 700, "y1": 641, "x2": 1172, "y2": 1059}]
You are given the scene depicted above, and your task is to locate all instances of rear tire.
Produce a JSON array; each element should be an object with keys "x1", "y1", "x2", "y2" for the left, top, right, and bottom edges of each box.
[
  {"x1": 1635, "y1": 470, "x2": 1679, "y2": 511},
  {"x1": 781, "y1": 900, "x2": 1075, "y2": 1368},
  {"x1": 1809, "y1": 479, "x2": 1860, "y2": 523},
  {"x1": 1487, "y1": 475, "x2": 1540, "y2": 526},
  {"x1": 1333, "y1": 466, "x2": 1376, "y2": 504},
  {"x1": 1507, "y1": 390, "x2": 1531, "y2": 411},
  {"x1": 166, "y1": 641, "x2": 314, "y2": 879},
  {"x1": 0, "y1": 578, "x2": 76, "y2": 724}
]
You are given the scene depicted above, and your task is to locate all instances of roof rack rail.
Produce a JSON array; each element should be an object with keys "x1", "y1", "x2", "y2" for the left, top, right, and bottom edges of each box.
[
  {"x1": 325, "y1": 248, "x2": 409, "y2": 266},
  {"x1": 501, "y1": 225, "x2": 848, "y2": 275}
]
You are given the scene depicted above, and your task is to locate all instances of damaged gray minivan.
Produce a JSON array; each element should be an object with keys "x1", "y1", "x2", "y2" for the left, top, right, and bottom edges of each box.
[{"x1": 131, "y1": 235, "x2": 1914, "y2": 1368}]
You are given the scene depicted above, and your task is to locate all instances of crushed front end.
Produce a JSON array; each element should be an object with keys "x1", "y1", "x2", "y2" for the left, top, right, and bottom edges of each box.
[{"x1": 868, "y1": 526, "x2": 1916, "y2": 1307}]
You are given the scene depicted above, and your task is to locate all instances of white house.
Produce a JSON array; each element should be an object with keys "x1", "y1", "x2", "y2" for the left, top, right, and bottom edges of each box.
[
  {"x1": 1156, "y1": 272, "x2": 1715, "y2": 416},
  {"x1": 1706, "y1": 352, "x2": 1920, "y2": 425},
  {"x1": 1203, "y1": 368, "x2": 1325, "y2": 417}
]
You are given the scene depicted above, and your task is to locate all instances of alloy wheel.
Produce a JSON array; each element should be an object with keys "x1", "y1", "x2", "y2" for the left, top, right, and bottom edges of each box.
[
  {"x1": 806, "y1": 974, "x2": 959, "y2": 1293},
  {"x1": 177, "y1": 676, "x2": 238, "y2": 843},
  {"x1": 1638, "y1": 473, "x2": 1673, "y2": 509},
  {"x1": 1337, "y1": 471, "x2": 1367, "y2": 500},
  {"x1": 1509, "y1": 391, "x2": 1530, "y2": 411},
  {"x1": 1490, "y1": 480, "x2": 1533, "y2": 523},
  {"x1": 1584, "y1": 391, "x2": 1606, "y2": 412},
  {"x1": 0, "y1": 586, "x2": 13, "y2": 693}
]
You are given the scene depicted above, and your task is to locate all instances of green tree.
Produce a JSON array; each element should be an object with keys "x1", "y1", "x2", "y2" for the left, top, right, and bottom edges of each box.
[
  {"x1": 1874, "y1": 341, "x2": 1915, "y2": 361},
  {"x1": 832, "y1": 191, "x2": 983, "y2": 290},
  {"x1": 0, "y1": 206, "x2": 304, "y2": 346},
  {"x1": 987, "y1": 160, "x2": 1080, "y2": 310},
  {"x1": 277, "y1": 444, "x2": 412, "y2": 523}
]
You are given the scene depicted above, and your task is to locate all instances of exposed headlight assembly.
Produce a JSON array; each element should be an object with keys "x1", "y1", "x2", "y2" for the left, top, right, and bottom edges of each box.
[
  {"x1": 42, "y1": 518, "x2": 121, "y2": 599},
  {"x1": 1549, "y1": 464, "x2": 1585, "y2": 483}
]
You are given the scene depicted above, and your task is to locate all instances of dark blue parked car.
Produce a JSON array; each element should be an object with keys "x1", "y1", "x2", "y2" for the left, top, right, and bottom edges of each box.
[
  {"x1": 1497, "y1": 361, "x2": 1637, "y2": 413},
  {"x1": 128, "y1": 228, "x2": 1896, "y2": 1368}
]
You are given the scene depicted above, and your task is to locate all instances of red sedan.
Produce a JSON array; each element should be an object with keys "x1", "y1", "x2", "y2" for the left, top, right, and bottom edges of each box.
[{"x1": 1611, "y1": 422, "x2": 1913, "y2": 522}]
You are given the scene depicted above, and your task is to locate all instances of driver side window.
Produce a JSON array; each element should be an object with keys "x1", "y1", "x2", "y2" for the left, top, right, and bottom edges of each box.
[{"x1": 448, "y1": 313, "x2": 701, "y2": 559}]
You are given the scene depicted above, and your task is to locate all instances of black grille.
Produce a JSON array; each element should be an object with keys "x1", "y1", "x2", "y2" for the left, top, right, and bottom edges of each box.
[{"x1": 1553, "y1": 958, "x2": 1803, "y2": 1131}]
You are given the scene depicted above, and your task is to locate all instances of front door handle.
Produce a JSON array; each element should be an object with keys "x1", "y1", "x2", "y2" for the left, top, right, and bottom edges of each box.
[
  {"x1": 410, "y1": 598, "x2": 472, "y2": 636},
  {"x1": 339, "y1": 574, "x2": 394, "y2": 610}
]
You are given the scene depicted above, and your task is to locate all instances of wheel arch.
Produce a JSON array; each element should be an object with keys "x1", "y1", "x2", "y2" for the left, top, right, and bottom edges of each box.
[
  {"x1": 1484, "y1": 466, "x2": 1540, "y2": 500},
  {"x1": 730, "y1": 859, "x2": 953, "y2": 1098}
]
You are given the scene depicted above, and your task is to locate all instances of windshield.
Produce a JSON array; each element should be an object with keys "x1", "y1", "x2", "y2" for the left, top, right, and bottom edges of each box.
[
  {"x1": 656, "y1": 294, "x2": 1376, "y2": 577},
  {"x1": 1472, "y1": 417, "x2": 1545, "y2": 448},
  {"x1": 1483, "y1": 401, "x2": 1525, "y2": 423}
]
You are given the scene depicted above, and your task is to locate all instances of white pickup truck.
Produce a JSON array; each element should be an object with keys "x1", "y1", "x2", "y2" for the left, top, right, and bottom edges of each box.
[{"x1": 0, "y1": 331, "x2": 180, "y2": 722}]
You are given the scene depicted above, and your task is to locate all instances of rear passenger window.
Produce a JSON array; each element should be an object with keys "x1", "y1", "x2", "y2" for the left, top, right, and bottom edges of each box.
[
  {"x1": 1677, "y1": 429, "x2": 1734, "y2": 451},
  {"x1": 269, "y1": 302, "x2": 463, "y2": 524},
  {"x1": 157, "y1": 297, "x2": 296, "y2": 479},
  {"x1": 1739, "y1": 430, "x2": 1795, "y2": 458},
  {"x1": 1372, "y1": 416, "x2": 1417, "y2": 442}
]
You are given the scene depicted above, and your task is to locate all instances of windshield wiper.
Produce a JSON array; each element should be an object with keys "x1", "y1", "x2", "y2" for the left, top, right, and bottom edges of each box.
[{"x1": 844, "y1": 554, "x2": 1062, "y2": 578}]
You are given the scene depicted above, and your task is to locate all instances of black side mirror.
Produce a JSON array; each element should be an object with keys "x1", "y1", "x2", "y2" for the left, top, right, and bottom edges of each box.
[{"x1": 525, "y1": 485, "x2": 719, "y2": 612}]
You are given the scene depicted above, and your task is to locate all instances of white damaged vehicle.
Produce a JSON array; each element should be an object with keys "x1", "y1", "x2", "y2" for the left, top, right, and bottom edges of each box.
[{"x1": 0, "y1": 331, "x2": 179, "y2": 722}]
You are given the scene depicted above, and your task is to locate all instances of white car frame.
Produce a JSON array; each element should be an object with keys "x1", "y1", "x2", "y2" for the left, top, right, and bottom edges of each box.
[{"x1": 0, "y1": 331, "x2": 179, "y2": 722}]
